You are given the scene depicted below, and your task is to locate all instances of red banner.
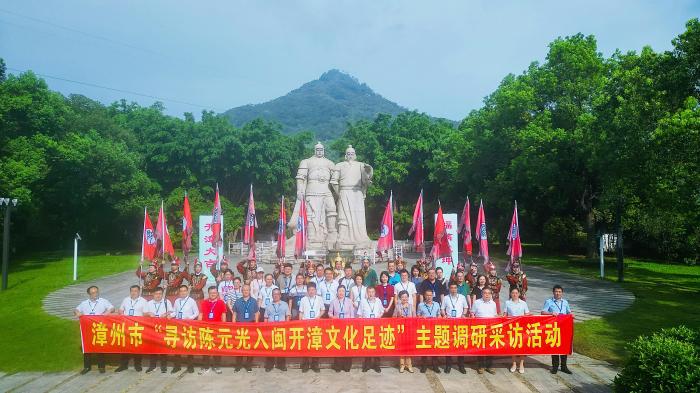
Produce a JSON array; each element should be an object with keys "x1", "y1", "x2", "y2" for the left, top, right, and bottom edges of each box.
[{"x1": 80, "y1": 315, "x2": 573, "y2": 357}]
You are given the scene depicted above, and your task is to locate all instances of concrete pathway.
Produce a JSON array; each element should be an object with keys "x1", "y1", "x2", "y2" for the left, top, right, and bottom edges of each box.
[{"x1": 0, "y1": 353, "x2": 617, "y2": 393}]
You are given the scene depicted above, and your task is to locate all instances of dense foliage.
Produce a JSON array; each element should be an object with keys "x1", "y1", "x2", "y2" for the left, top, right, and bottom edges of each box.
[
  {"x1": 1, "y1": 19, "x2": 699, "y2": 263},
  {"x1": 614, "y1": 326, "x2": 700, "y2": 392}
]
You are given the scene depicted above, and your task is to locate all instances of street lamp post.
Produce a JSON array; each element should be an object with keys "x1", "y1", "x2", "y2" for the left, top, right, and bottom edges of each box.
[
  {"x1": 1, "y1": 197, "x2": 18, "y2": 291},
  {"x1": 74, "y1": 233, "x2": 81, "y2": 281}
]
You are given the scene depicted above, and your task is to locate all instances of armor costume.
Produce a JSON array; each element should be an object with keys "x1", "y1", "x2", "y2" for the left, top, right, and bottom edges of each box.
[
  {"x1": 487, "y1": 273, "x2": 503, "y2": 314},
  {"x1": 136, "y1": 263, "x2": 163, "y2": 299},
  {"x1": 506, "y1": 262, "x2": 528, "y2": 300}
]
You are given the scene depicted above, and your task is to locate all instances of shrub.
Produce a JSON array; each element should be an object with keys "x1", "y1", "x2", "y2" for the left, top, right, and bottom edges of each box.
[
  {"x1": 542, "y1": 216, "x2": 585, "y2": 253},
  {"x1": 614, "y1": 326, "x2": 700, "y2": 393}
]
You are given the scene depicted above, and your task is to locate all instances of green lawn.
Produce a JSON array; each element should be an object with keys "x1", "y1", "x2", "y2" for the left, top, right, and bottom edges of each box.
[
  {"x1": 0, "y1": 253, "x2": 137, "y2": 372},
  {"x1": 521, "y1": 248, "x2": 700, "y2": 365}
]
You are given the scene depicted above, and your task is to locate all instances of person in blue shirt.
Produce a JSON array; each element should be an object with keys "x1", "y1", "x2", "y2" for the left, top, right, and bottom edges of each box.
[
  {"x1": 232, "y1": 284, "x2": 259, "y2": 372},
  {"x1": 541, "y1": 284, "x2": 572, "y2": 375}
]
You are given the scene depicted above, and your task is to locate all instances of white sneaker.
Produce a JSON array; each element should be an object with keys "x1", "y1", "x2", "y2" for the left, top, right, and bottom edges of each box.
[
  {"x1": 510, "y1": 365, "x2": 516, "y2": 373},
  {"x1": 518, "y1": 366, "x2": 525, "y2": 374},
  {"x1": 212, "y1": 367, "x2": 222, "y2": 374},
  {"x1": 198, "y1": 367, "x2": 210, "y2": 375}
]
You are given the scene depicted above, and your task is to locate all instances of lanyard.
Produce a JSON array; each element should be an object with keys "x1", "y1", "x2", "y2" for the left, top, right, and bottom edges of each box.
[
  {"x1": 367, "y1": 299, "x2": 376, "y2": 316},
  {"x1": 129, "y1": 298, "x2": 138, "y2": 310},
  {"x1": 338, "y1": 299, "x2": 345, "y2": 315},
  {"x1": 428, "y1": 280, "x2": 437, "y2": 294},
  {"x1": 382, "y1": 285, "x2": 388, "y2": 301},
  {"x1": 88, "y1": 299, "x2": 99, "y2": 314},
  {"x1": 425, "y1": 302, "x2": 436, "y2": 317},
  {"x1": 399, "y1": 282, "x2": 408, "y2": 292},
  {"x1": 208, "y1": 300, "x2": 218, "y2": 315},
  {"x1": 325, "y1": 281, "x2": 333, "y2": 292},
  {"x1": 357, "y1": 286, "x2": 365, "y2": 300},
  {"x1": 402, "y1": 305, "x2": 409, "y2": 317},
  {"x1": 553, "y1": 298, "x2": 564, "y2": 313},
  {"x1": 307, "y1": 296, "x2": 316, "y2": 312},
  {"x1": 272, "y1": 302, "x2": 280, "y2": 315},
  {"x1": 177, "y1": 297, "x2": 190, "y2": 313},
  {"x1": 449, "y1": 295, "x2": 458, "y2": 312},
  {"x1": 264, "y1": 286, "x2": 273, "y2": 299},
  {"x1": 285, "y1": 277, "x2": 292, "y2": 291},
  {"x1": 242, "y1": 298, "x2": 253, "y2": 315},
  {"x1": 154, "y1": 301, "x2": 163, "y2": 315}
]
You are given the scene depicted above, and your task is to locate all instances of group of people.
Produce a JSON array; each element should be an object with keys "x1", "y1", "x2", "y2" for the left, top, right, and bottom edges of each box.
[{"x1": 75, "y1": 255, "x2": 572, "y2": 377}]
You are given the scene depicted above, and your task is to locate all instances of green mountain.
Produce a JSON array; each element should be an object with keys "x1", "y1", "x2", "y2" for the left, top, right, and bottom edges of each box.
[{"x1": 222, "y1": 69, "x2": 409, "y2": 140}]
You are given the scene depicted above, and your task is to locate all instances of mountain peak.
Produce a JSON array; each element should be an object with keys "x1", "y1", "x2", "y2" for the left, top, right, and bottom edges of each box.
[
  {"x1": 319, "y1": 69, "x2": 358, "y2": 83},
  {"x1": 222, "y1": 71, "x2": 407, "y2": 139}
]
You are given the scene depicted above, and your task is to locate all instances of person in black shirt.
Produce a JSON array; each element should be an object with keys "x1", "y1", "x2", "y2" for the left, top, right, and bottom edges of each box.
[{"x1": 418, "y1": 268, "x2": 447, "y2": 304}]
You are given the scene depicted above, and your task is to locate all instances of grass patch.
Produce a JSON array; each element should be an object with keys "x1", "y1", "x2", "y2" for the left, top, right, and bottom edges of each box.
[
  {"x1": 0, "y1": 252, "x2": 137, "y2": 372},
  {"x1": 520, "y1": 247, "x2": 700, "y2": 365}
]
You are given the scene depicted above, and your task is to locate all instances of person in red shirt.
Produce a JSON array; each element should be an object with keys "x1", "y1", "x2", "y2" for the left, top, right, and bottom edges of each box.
[
  {"x1": 375, "y1": 271, "x2": 395, "y2": 317},
  {"x1": 198, "y1": 286, "x2": 227, "y2": 375}
]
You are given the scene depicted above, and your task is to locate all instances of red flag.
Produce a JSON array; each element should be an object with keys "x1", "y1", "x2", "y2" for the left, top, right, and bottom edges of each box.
[
  {"x1": 430, "y1": 203, "x2": 452, "y2": 260},
  {"x1": 155, "y1": 201, "x2": 175, "y2": 260},
  {"x1": 141, "y1": 207, "x2": 157, "y2": 261},
  {"x1": 376, "y1": 192, "x2": 394, "y2": 253},
  {"x1": 211, "y1": 184, "x2": 222, "y2": 250},
  {"x1": 460, "y1": 197, "x2": 473, "y2": 255},
  {"x1": 408, "y1": 190, "x2": 424, "y2": 253},
  {"x1": 475, "y1": 200, "x2": 492, "y2": 270},
  {"x1": 276, "y1": 196, "x2": 287, "y2": 259},
  {"x1": 244, "y1": 184, "x2": 257, "y2": 245},
  {"x1": 182, "y1": 193, "x2": 193, "y2": 254},
  {"x1": 294, "y1": 195, "x2": 308, "y2": 259},
  {"x1": 244, "y1": 184, "x2": 257, "y2": 259},
  {"x1": 506, "y1": 201, "x2": 522, "y2": 271}
]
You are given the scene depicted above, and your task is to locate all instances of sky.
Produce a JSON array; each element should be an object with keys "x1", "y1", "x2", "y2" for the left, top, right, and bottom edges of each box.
[{"x1": 1, "y1": 0, "x2": 698, "y2": 121}]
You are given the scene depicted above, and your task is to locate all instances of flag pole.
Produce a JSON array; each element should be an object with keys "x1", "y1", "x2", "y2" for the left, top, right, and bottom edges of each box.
[
  {"x1": 420, "y1": 189, "x2": 424, "y2": 259},
  {"x1": 140, "y1": 206, "x2": 146, "y2": 287},
  {"x1": 161, "y1": 200, "x2": 165, "y2": 262}
]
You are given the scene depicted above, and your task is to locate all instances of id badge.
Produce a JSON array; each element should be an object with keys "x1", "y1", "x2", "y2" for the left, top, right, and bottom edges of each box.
[
  {"x1": 451, "y1": 309, "x2": 456, "y2": 317},
  {"x1": 265, "y1": 298, "x2": 271, "y2": 306},
  {"x1": 244, "y1": 312, "x2": 250, "y2": 319},
  {"x1": 128, "y1": 309, "x2": 134, "y2": 316},
  {"x1": 208, "y1": 312, "x2": 214, "y2": 319},
  {"x1": 345, "y1": 292, "x2": 350, "y2": 298},
  {"x1": 339, "y1": 312, "x2": 345, "y2": 319},
  {"x1": 177, "y1": 312, "x2": 183, "y2": 319},
  {"x1": 325, "y1": 293, "x2": 330, "y2": 301},
  {"x1": 309, "y1": 310, "x2": 315, "y2": 318},
  {"x1": 369, "y1": 313, "x2": 375, "y2": 318},
  {"x1": 154, "y1": 313, "x2": 160, "y2": 317},
  {"x1": 382, "y1": 299, "x2": 387, "y2": 306},
  {"x1": 89, "y1": 312, "x2": 95, "y2": 315},
  {"x1": 274, "y1": 314, "x2": 279, "y2": 322}
]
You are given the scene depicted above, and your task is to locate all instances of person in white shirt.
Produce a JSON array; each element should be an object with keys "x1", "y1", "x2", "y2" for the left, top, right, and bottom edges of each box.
[
  {"x1": 504, "y1": 287, "x2": 530, "y2": 374},
  {"x1": 171, "y1": 285, "x2": 199, "y2": 374},
  {"x1": 471, "y1": 288, "x2": 498, "y2": 375},
  {"x1": 217, "y1": 270, "x2": 235, "y2": 307},
  {"x1": 144, "y1": 287, "x2": 172, "y2": 373},
  {"x1": 358, "y1": 286, "x2": 384, "y2": 373},
  {"x1": 299, "y1": 282, "x2": 323, "y2": 372},
  {"x1": 394, "y1": 269, "x2": 417, "y2": 307},
  {"x1": 115, "y1": 285, "x2": 147, "y2": 372},
  {"x1": 257, "y1": 273, "x2": 278, "y2": 321},
  {"x1": 250, "y1": 267, "x2": 265, "y2": 300},
  {"x1": 442, "y1": 283, "x2": 468, "y2": 374},
  {"x1": 288, "y1": 274, "x2": 307, "y2": 319},
  {"x1": 75, "y1": 285, "x2": 114, "y2": 374},
  {"x1": 350, "y1": 273, "x2": 367, "y2": 309},
  {"x1": 318, "y1": 268, "x2": 339, "y2": 315},
  {"x1": 310, "y1": 263, "x2": 325, "y2": 286}
]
